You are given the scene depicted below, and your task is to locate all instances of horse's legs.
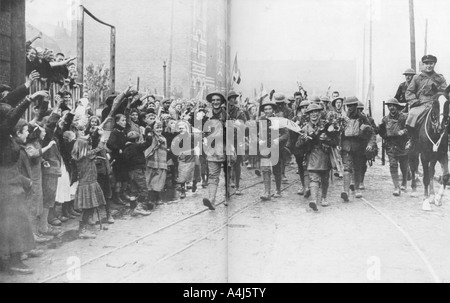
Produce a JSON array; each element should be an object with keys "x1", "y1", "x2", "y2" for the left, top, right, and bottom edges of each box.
[
  {"x1": 421, "y1": 155, "x2": 430, "y2": 198},
  {"x1": 428, "y1": 159, "x2": 437, "y2": 198},
  {"x1": 435, "y1": 155, "x2": 449, "y2": 206},
  {"x1": 409, "y1": 151, "x2": 419, "y2": 196}
]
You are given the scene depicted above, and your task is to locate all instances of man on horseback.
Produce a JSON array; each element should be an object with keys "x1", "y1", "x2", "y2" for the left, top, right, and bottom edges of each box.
[{"x1": 405, "y1": 55, "x2": 447, "y2": 151}]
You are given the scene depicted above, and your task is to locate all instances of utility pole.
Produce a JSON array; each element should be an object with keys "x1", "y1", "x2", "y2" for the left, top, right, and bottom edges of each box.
[
  {"x1": 163, "y1": 61, "x2": 167, "y2": 97},
  {"x1": 368, "y1": 0, "x2": 373, "y2": 113},
  {"x1": 424, "y1": 18, "x2": 428, "y2": 55},
  {"x1": 409, "y1": 0, "x2": 417, "y2": 71},
  {"x1": 167, "y1": 0, "x2": 174, "y2": 98}
]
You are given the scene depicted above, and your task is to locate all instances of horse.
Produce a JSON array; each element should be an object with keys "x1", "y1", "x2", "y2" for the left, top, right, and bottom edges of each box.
[{"x1": 409, "y1": 92, "x2": 450, "y2": 209}]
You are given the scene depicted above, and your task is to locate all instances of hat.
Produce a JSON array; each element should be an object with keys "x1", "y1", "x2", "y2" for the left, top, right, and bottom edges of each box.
[
  {"x1": 385, "y1": 98, "x2": 404, "y2": 107},
  {"x1": 288, "y1": 96, "x2": 295, "y2": 102},
  {"x1": 259, "y1": 100, "x2": 278, "y2": 112},
  {"x1": 422, "y1": 55, "x2": 437, "y2": 63},
  {"x1": 162, "y1": 98, "x2": 171, "y2": 104},
  {"x1": 320, "y1": 96, "x2": 330, "y2": 103},
  {"x1": 309, "y1": 95, "x2": 321, "y2": 103},
  {"x1": 227, "y1": 91, "x2": 239, "y2": 100},
  {"x1": 305, "y1": 103, "x2": 323, "y2": 114},
  {"x1": 343, "y1": 96, "x2": 359, "y2": 106},
  {"x1": 403, "y1": 68, "x2": 416, "y2": 75},
  {"x1": 206, "y1": 92, "x2": 226, "y2": 104},
  {"x1": 273, "y1": 93, "x2": 288, "y2": 104},
  {"x1": 331, "y1": 97, "x2": 344, "y2": 107},
  {"x1": 357, "y1": 101, "x2": 365, "y2": 109},
  {"x1": 299, "y1": 100, "x2": 311, "y2": 108}
]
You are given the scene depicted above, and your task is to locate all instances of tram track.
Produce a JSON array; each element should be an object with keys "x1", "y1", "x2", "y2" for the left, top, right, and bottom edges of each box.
[
  {"x1": 38, "y1": 164, "x2": 445, "y2": 283},
  {"x1": 40, "y1": 168, "x2": 296, "y2": 283}
]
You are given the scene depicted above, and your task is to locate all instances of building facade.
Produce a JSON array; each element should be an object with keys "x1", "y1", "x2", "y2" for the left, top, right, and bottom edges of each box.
[
  {"x1": 78, "y1": 0, "x2": 229, "y2": 99},
  {"x1": 0, "y1": 0, "x2": 26, "y2": 88}
]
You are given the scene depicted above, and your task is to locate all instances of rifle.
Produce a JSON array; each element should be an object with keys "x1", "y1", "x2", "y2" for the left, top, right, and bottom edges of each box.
[{"x1": 381, "y1": 100, "x2": 386, "y2": 166}]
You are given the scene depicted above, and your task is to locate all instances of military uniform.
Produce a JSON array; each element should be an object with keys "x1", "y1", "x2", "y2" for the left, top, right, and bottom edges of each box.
[
  {"x1": 258, "y1": 100, "x2": 289, "y2": 200},
  {"x1": 297, "y1": 103, "x2": 339, "y2": 210},
  {"x1": 291, "y1": 100, "x2": 311, "y2": 196},
  {"x1": 406, "y1": 64, "x2": 447, "y2": 129},
  {"x1": 202, "y1": 92, "x2": 227, "y2": 210},
  {"x1": 227, "y1": 91, "x2": 247, "y2": 195},
  {"x1": 340, "y1": 97, "x2": 375, "y2": 201},
  {"x1": 379, "y1": 99, "x2": 409, "y2": 195},
  {"x1": 274, "y1": 94, "x2": 293, "y2": 182}
]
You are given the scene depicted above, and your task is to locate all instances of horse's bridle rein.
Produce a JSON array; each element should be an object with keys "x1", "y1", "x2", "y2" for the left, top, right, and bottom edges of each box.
[{"x1": 425, "y1": 107, "x2": 447, "y2": 153}]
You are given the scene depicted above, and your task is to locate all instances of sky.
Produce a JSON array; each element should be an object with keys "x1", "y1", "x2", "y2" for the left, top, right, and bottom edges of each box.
[{"x1": 230, "y1": 0, "x2": 450, "y2": 121}]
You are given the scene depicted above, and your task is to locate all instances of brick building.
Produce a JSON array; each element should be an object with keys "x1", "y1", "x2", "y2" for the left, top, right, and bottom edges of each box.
[
  {"x1": 0, "y1": 0, "x2": 26, "y2": 88},
  {"x1": 78, "y1": 0, "x2": 230, "y2": 99}
]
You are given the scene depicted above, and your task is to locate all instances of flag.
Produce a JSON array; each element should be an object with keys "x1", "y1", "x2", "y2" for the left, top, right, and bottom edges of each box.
[
  {"x1": 232, "y1": 54, "x2": 241, "y2": 85},
  {"x1": 259, "y1": 83, "x2": 268, "y2": 102},
  {"x1": 268, "y1": 117, "x2": 302, "y2": 134},
  {"x1": 195, "y1": 85, "x2": 204, "y2": 100},
  {"x1": 326, "y1": 81, "x2": 332, "y2": 97}
]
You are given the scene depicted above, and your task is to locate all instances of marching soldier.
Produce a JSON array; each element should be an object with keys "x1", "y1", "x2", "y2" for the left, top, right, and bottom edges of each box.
[
  {"x1": 259, "y1": 100, "x2": 289, "y2": 200},
  {"x1": 357, "y1": 101, "x2": 378, "y2": 190},
  {"x1": 405, "y1": 55, "x2": 447, "y2": 150},
  {"x1": 395, "y1": 68, "x2": 416, "y2": 112},
  {"x1": 340, "y1": 96, "x2": 375, "y2": 202},
  {"x1": 298, "y1": 103, "x2": 339, "y2": 211},
  {"x1": 202, "y1": 92, "x2": 227, "y2": 211},
  {"x1": 291, "y1": 100, "x2": 311, "y2": 197},
  {"x1": 227, "y1": 90, "x2": 247, "y2": 196},
  {"x1": 378, "y1": 98, "x2": 409, "y2": 196},
  {"x1": 274, "y1": 93, "x2": 293, "y2": 183}
]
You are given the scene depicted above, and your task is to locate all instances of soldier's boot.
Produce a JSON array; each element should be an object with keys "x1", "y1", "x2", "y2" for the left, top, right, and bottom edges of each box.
[
  {"x1": 321, "y1": 175, "x2": 330, "y2": 207},
  {"x1": 304, "y1": 169, "x2": 311, "y2": 198},
  {"x1": 341, "y1": 171, "x2": 351, "y2": 202},
  {"x1": 260, "y1": 172, "x2": 271, "y2": 201},
  {"x1": 391, "y1": 166, "x2": 401, "y2": 196},
  {"x1": 273, "y1": 172, "x2": 282, "y2": 198},
  {"x1": 177, "y1": 183, "x2": 186, "y2": 199},
  {"x1": 309, "y1": 182, "x2": 319, "y2": 212},
  {"x1": 203, "y1": 183, "x2": 217, "y2": 210}
]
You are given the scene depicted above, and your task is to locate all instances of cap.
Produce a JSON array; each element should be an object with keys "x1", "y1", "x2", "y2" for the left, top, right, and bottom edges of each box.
[
  {"x1": 357, "y1": 101, "x2": 365, "y2": 109},
  {"x1": 309, "y1": 95, "x2": 321, "y2": 102},
  {"x1": 422, "y1": 55, "x2": 437, "y2": 63}
]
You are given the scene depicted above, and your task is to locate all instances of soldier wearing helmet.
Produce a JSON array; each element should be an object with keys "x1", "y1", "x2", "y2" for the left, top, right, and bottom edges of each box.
[
  {"x1": 378, "y1": 98, "x2": 408, "y2": 197},
  {"x1": 340, "y1": 96, "x2": 375, "y2": 202},
  {"x1": 395, "y1": 68, "x2": 416, "y2": 112},
  {"x1": 297, "y1": 103, "x2": 339, "y2": 211},
  {"x1": 290, "y1": 100, "x2": 311, "y2": 197}
]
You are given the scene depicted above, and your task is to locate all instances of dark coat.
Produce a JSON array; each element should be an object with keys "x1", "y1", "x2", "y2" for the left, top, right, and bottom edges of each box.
[{"x1": 0, "y1": 98, "x2": 35, "y2": 255}]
